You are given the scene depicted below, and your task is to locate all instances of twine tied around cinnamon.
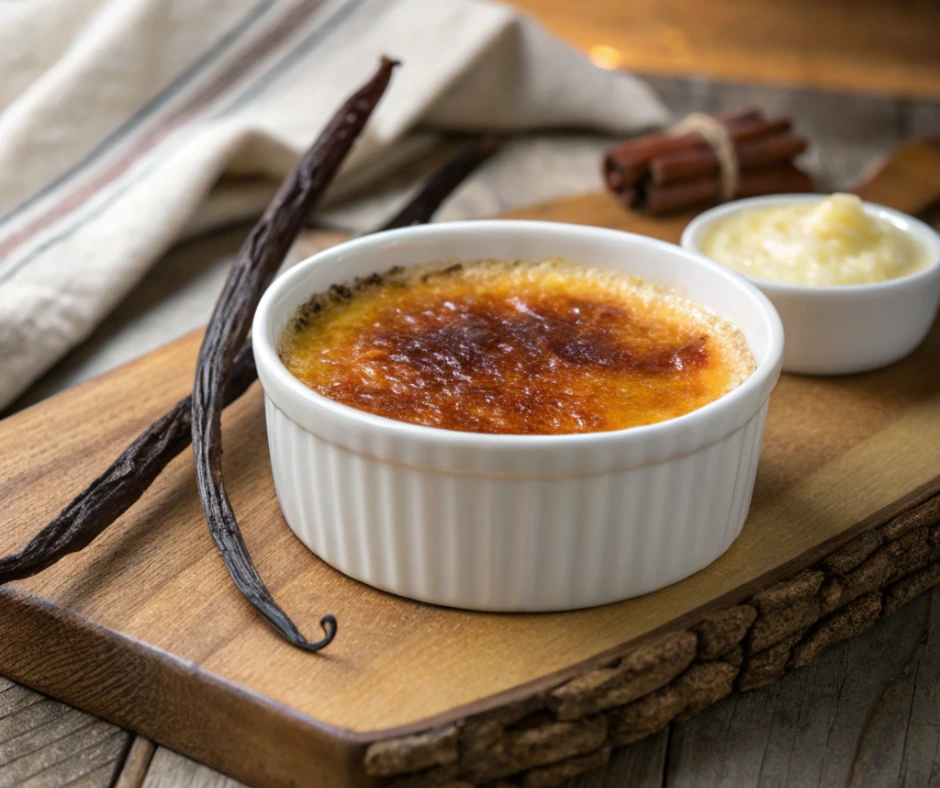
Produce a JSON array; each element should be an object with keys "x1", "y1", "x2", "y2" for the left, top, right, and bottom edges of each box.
[{"x1": 672, "y1": 113, "x2": 740, "y2": 202}]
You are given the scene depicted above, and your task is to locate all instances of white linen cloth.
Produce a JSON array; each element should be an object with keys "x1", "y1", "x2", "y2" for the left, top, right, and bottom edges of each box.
[{"x1": 0, "y1": 0, "x2": 668, "y2": 408}]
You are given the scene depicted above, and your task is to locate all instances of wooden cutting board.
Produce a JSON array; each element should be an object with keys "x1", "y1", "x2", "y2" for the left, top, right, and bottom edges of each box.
[{"x1": 2, "y1": 140, "x2": 940, "y2": 788}]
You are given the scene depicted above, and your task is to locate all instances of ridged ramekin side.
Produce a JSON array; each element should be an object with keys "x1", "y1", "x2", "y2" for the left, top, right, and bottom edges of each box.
[{"x1": 264, "y1": 396, "x2": 770, "y2": 612}]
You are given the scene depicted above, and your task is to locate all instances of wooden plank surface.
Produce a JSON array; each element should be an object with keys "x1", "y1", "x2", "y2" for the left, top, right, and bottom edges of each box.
[
  {"x1": 1, "y1": 166, "x2": 939, "y2": 787},
  {"x1": 2, "y1": 76, "x2": 939, "y2": 788},
  {"x1": 507, "y1": 0, "x2": 940, "y2": 99},
  {"x1": 113, "y1": 738, "x2": 155, "y2": 788},
  {"x1": 140, "y1": 748, "x2": 242, "y2": 788},
  {"x1": 12, "y1": 585, "x2": 932, "y2": 788},
  {"x1": 0, "y1": 677, "x2": 129, "y2": 788},
  {"x1": 3, "y1": 170, "x2": 939, "y2": 718},
  {"x1": 660, "y1": 586, "x2": 940, "y2": 788}
]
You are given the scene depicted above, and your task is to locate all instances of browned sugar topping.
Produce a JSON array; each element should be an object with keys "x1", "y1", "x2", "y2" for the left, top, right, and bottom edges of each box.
[{"x1": 279, "y1": 260, "x2": 754, "y2": 434}]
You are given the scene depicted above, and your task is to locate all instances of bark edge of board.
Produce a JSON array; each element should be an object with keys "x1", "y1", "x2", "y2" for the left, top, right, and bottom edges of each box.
[{"x1": 364, "y1": 491, "x2": 940, "y2": 787}]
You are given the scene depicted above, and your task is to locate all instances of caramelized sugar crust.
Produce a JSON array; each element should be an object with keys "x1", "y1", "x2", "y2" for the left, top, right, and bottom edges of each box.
[{"x1": 279, "y1": 260, "x2": 755, "y2": 434}]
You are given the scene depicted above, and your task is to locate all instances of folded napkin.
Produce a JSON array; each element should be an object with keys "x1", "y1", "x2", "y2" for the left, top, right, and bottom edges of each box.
[{"x1": 0, "y1": 0, "x2": 668, "y2": 409}]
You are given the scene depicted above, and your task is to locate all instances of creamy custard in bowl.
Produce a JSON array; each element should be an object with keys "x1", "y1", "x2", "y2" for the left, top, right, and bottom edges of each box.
[
  {"x1": 278, "y1": 259, "x2": 755, "y2": 435},
  {"x1": 700, "y1": 193, "x2": 927, "y2": 286}
]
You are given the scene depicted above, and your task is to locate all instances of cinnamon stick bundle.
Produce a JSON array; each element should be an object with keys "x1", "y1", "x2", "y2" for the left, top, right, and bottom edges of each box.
[{"x1": 603, "y1": 108, "x2": 815, "y2": 214}]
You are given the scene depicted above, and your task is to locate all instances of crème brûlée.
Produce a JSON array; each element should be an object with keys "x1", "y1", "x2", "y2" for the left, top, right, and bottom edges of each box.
[{"x1": 278, "y1": 259, "x2": 755, "y2": 435}]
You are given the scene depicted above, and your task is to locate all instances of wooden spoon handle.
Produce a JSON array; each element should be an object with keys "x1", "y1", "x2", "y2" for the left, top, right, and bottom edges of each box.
[{"x1": 849, "y1": 137, "x2": 940, "y2": 217}]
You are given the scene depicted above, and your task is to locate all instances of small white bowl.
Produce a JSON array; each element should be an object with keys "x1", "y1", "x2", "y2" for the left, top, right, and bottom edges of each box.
[
  {"x1": 252, "y1": 221, "x2": 783, "y2": 611},
  {"x1": 682, "y1": 195, "x2": 940, "y2": 375}
]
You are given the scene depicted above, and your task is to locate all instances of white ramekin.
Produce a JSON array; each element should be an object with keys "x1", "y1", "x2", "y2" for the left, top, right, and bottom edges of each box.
[
  {"x1": 252, "y1": 221, "x2": 784, "y2": 611},
  {"x1": 682, "y1": 195, "x2": 940, "y2": 376}
]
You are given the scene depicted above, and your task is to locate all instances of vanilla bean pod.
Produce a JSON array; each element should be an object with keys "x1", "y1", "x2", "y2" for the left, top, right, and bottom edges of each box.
[
  {"x1": 190, "y1": 59, "x2": 399, "y2": 652},
  {"x1": 0, "y1": 127, "x2": 498, "y2": 590},
  {"x1": 377, "y1": 134, "x2": 505, "y2": 230},
  {"x1": 0, "y1": 347, "x2": 256, "y2": 584}
]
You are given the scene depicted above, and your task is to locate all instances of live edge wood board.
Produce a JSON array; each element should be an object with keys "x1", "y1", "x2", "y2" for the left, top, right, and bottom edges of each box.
[{"x1": 2, "y1": 140, "x2": 940, "y2": 788}]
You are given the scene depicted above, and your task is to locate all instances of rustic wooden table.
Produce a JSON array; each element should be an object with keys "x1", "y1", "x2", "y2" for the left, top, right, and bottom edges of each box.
[{"x1": 2, "y1": 77, "x2": 938, "y2": 788}]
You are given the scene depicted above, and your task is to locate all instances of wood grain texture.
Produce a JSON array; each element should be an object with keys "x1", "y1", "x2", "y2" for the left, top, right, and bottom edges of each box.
[
  {"x1": 506, "y1": 0, "x2": 940, "y2": 99},
  {"x1": 130, "y1": 583, "x2": 940, "y2": 788},
  {"x1": 0, "y1": 681, "x2": 129, "y2": 788},
  {"x1": 661, "y1": 585, "x2": 939, "y2": 788},
  {"x1": 113, "y1": 738, "x2": 155, "y2": 788},
  {"x1": 569, "y1": 730, "x2": 668, "y2": 788},
  {"x1": 1, "y1": 141, "x2": 940, "y2": 787},
  {"x1": 140, "y1": 748, "x2": 244, "y2": 788},
  {"x1": 137, "y1": 734, "x2": 668, "y2": 788},
  {"x1": 356, "y1": 493, "x2": 939, "y2": 785}
]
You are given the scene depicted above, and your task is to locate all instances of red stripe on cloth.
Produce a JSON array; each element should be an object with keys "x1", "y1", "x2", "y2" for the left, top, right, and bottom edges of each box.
[{"x1": 0, "y1": 0, "x2": 327, "y2": 264}]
